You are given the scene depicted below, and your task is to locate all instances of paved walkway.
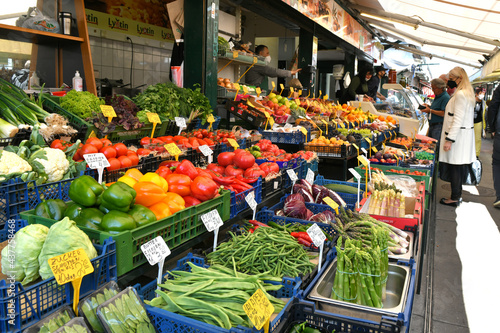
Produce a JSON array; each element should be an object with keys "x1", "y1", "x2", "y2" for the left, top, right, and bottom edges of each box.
[{"x1": 410, "y1": 137, "x2": 500, "y2": 333}]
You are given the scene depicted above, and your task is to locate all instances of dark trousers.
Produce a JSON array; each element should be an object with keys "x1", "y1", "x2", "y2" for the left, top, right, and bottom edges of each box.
[
  {"x1": 428, "y1": 122, "x2": 443, "y2": 141},
  {"x1": 449, "y1": 164, "x2": 468, "y2": 200},
  {"x1": 493, "y1": 134, "x2": 500, "y2": 201}
]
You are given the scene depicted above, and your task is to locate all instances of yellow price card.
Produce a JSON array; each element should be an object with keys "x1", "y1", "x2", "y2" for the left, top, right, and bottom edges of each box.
[
  {"x1": 88, "y1": 130, "x2": 97, "y2": 139},
  {"x1": 319, "y1": 90, "x2": 322, "y2": 97},
  {"x1": 253, "y1": 57, "x2": 258, "y2": 64},
  {"x1": 147, "y1": 112, "x2": 161, "y2": 124},
  {"x1": 372, "y1": 146, "x2": 378, "y2": 153},
  {"x1": 269, "y1": 117, "x2": 275, "y2": 127},
  {"x1": 242, "y1": 85, "x2": 249, "y2": 95},
  {"x1": 100, "y1": 105, "x2": 116, "y2": 118},
  {"x1": 323, "y1": 197, "x2": 339, "y2": 215},
  {"x1": 233, "y1": 51, "x2": 238, "y2": 58},
  {"x1": 227, "y1": 138, "x2": 239, "y2": 148},
  {"x1": 164, "y1": 143, "x2": 182, "y2": 160},
  {"x1": 263, "y1": 111, "x2": 270, "y2": 119},
  {"x1": 272, "y1": 81, "x2": 276, "y2": 90},
  {"x1": 323, "y1": 94, "x2": 328, "y2": 100},
  {"x1": 295, "y1": 99, "x2": 301, "y2": 105},
  {"x1": 383, "y1": 142, "x2": 386, "y2": 149},
  {"x1": 243, "y1": 289, "x2": 274, "y2": 331},
  {"x1": 49, "y1": 248, "x2": 94, "y2": 315},
  {"x1": 358, "y1": 155, "x2": 369, "y2": 166},
  {"x1": 352, "y1": 143, "x2": 359, "y2": 151},
  {"x1": 298, "y1": 89, "x2": 302, "y2": 96},
  {"x1": 233, "y1": 83, "x2": 241, "y2": 92},
  {"x1": 279, "y1": 83, "x2": 285, "y2": 95},
  {"x1": 320, "y1": 119, "x2": 328, "y2": 125},
  {"x1": 207, "y1": 114, "x2": 215, "y2": 124},
  {"x1": 300, "y1": 127, "x2": 308, "y2": 136},
  {"x1": 256, "y1": 87, "x2": 262, "y2": 97},
  {"x1": 339, "y1": 122, "x2": 345, "y2": 128},
  {"x1": 365, "y1": 138, "x2": 372, "y2": 145}
]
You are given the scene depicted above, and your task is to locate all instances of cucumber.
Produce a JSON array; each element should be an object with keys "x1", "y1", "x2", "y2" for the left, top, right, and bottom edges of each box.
[{"x1": 323, "y1": 183, "x2": 358, "y2": 195}]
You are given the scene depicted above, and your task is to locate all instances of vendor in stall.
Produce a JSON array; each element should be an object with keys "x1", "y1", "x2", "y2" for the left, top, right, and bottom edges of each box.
[
  {"x1": 367, "y1": 65, "x2": 388, "y2": 101},
  {"x1": 340, "y1": 66, "x2": 374, "y2": 104},
  {"x1": 245, "y1": 45, "x2": 301, "y2": 91},
  {"x1": 422, "y1": 78, "x2": 450, "y2": 141}
]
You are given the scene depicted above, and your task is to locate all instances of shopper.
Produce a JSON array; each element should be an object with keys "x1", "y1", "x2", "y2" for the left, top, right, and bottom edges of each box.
[
  {"x1": 367, "y1": 66, "x2": 387, "y2": 101},
  {"x1": 340, "y1": 66, "x2": 374, "y2": 104},
  {"x1": 473, "y1": 87, "x2": 486, "y2": 157},
  {"x1": 245, "y1": 45, "x2": 301, "y2": 90},
  {"x1": 422, "y1": 78, "x2": 450, "y2": 141},
  {"x1": 440, "y1": 73, "x2": 456, "y2": 96},
  {"x1": 487, "y1": 83, "x2": 500, "y2": 208},
  {"x1": 439, "y1": 67, "x2": 476, "y2": 207}
]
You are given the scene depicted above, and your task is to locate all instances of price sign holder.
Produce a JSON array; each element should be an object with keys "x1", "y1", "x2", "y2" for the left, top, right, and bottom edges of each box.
[
  {"x1": 361, "y1": 147, "x2": 368, "y2": 158},
  {"x1": 227, "y1": 138, "x2": 239, "y2": 149},
  {"x1": 357, "y1": 155, "x2": 370, "y2": 197},
  {"x1": 164, "y1": 143, "x2": 182, "y2": 161},
  {"x1": 242, "y1": 85, "x2": 249, "y2": 95},
  {"x1": 175, "y1": 117, "x2": 187, "y2": 135},
  {"x1": 365, "y1": 138, "x2": 372, "y2": 157},
  {"x1": 207, "y1": 114, "x2": 215, "y2": 131},
  {"x1": 349, "y1": 168, "x2": 362, "y2": 208},
  {"x1": 255, "y1": 87, "x2": 262, "y2": 97},
  {"x1": 100, "y1": 105, "x2": 116, "y2": 139},
  {"x1": 413, "y1": 127, "x2": 417, "y2": 139},
  {"x1": 320, "y1": 119, "x2": 328, "y2": 136},
  {"x1": 49, "y1": 248, "x2": 94, "y2": 315},
  {"x1": 272, "y1": 81, "x2": 276, "y2": 91},
  {"x1": 319, "y1": 90, "x2": 322, "y2": 98},
  {"x1": 323, "y1": 197, "x2": 339, "y2": 215},
  {"x1": 306, "y1": 168, "x2": 315, "y2": 185},
  {"x1": 288, "y1": 87, "x2": 294, "y2": 98},
  {"x1": 83, "y1": 153, "x2": 110, "y2": 183},
  {"x1": 299, "y1": 127, "x2": 308, "y2": 143},
  {"x1": 339, "y1": 122, "x2": 345, "y2": 129},
  {"x1": 323, "y1": 94, "x2": 329, "y2": 100},
  {"x1": 372, "y1": 146, "x2": 378, "y2": 153},
  {"x1": 286, "y1": 169, "x2": 298, "y2": 194},
  {"x1": 141, "y1": 236, "x2": 171, "y2": 294},
  {"x1": 245, "y1": 191, "x2": 258, "y2": 220},
  {"x1": 233, "y1": 83, "x2": 241, "y2": 101},
  {"x1": 279, "y1": 83, "x2": 285, "y2": 96},
  {"x1": 268, "y1": 116, "x2": 275, "y2": 128},
  {"x1": 201, "y1": 209, "x2": 224, "y2": 252},
  {"x1": 88, "y1": 130, "x2": 97, "y2": 139},
  {"x1": 199, "y1": 145, "x2": 214, "y2": 164},
  {"x1": 263, "y1": 111, "x2": 271, "y2": 130},
  {"x1": 233, "y1": 51, "x2": 238, "y2": 59},
  {"x1": 243, "y1": 289, "x2": 274, "y2": 332},
  {"x1": 298, "y1": 89, "x2": 302, "y2": 96},
  {"x1": 307, "y1": 224, "x2": 326, "y2": 271},
  {"x1": 146, "y1": 112, "x2": 162, "y2": 138}
]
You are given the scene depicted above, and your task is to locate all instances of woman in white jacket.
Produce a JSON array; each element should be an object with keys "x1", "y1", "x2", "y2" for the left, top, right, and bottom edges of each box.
[{"x1": 439, "y1": 67, "x2": 476, "y2": 206}]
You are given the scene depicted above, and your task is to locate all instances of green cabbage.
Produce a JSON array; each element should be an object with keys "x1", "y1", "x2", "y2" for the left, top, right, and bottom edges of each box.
[
  {"x1": 1, "y1": 224, "x2": 49, "y2": 285},
  {"x1": 38, "y1": 217, "x2": 98, "y2": 280}
]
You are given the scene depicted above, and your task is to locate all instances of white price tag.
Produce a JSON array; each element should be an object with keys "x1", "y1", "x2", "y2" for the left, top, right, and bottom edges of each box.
[
  {"x1": 199, "y1": 145, "x2": 213, "y2": 157},
  {"x1": 175, "y1": 117, "x2": 187, "y2": 128},
  {"x1": 201, "y1": 209, "x2": 224, "y2": 232},
  {"x1": 141, "y1": 236, "x2": 171, "y2": 266},
  {"x1": 229, "y1": 41, "x2": 234, "y2": 49},
  {"x1": 273, "y1": 181, "x2": 279, "y2": 190},
  {"x1": 349, "y1": 168, "x2": 361, "y2": 181},
  {"x1": 284, "y1": 123, "x2": 293, "y2": 129},
  {"x1": 83, "y1": 153, "x2": 110, "y2": 169},
  {"x1": 306, "y1": 168, "x2": 315, "y2": 185},
  {"x1": 307, "y1": 224, "x2": 327, "y2": 248},
  {"x1": 305, "y1": 115, "x2": 312, "y2": 120},
  {"x1": 361, "y1": 148, "x2": 368, "y2": 156},
  {"x1": 286, "y1": 169, "x2": 298, "y2": 182},
  {"x1": 245, "y1": 191, "x2": 257, "y2": 211}
]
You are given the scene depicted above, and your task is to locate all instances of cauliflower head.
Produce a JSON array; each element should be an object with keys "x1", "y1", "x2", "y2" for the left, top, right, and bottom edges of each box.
[
  {"x1": 0, "y1": 150, "x2": 32, "y2": 177},
  {"x1": 28, "y1": 148, "x2": 69, "y2": 182}
]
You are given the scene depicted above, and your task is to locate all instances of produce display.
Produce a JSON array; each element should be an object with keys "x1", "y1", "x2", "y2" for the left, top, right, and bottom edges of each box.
[
  {"x1": 90, "y1": 95, "x2": 145, "y2": 135},
  {"x1": 80, "y1": 283, "x2": 120, "y2": 332},
  {"x1": 60, "y1": 90, "x2": 104, "y2": 120},
  {"x1": 97, "y1": 288, "x2": 156, "y2": 333},
  {"x1": 207, "y1": 227, "x2": 316, "y2": 278},
  {"x1": 54, "y1": 318, "x2": 90, "y2": 333},
  {"x1": 32, "y1": 308, "x2": 73, "y2": 333}
]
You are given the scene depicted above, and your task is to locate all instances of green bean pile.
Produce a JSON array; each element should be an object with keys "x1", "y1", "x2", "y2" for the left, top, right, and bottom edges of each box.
[
  {"x1": 147, "y1": 262, "x2": 285, "y2": 329},
  {"x1": 207, "y1": 227, "x2": 316, "y2": 278}
]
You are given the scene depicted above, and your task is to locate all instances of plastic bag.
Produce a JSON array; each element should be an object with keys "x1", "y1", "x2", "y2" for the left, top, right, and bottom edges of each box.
[
  {"x1": 21, "y1": 8, "x2": 60, "y2": 33},
  {"x1": 385, "y1": 175, "x2": 419, "y2": 197}
]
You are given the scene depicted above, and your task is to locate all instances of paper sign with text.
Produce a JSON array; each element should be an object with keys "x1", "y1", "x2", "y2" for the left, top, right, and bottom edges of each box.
[
  {"x1": 245, "y1": 191, "x2": 257, "y2": 211},
  {"x1": 201, "y1": 209, "x2": 224, "y2": 232},
  {"x1": 199, "y1": 145, "x2": 213, "y2": 157},
  {"x1": 307, "y1": 224, "x2": 326, "y2": 247},
  {"x1": 306, "y1": 168, "x2": 315, "y2": 185},
  {"x1": 141, "y1": 236, "x2": 171, "y2": 266},
  {"x1": 100, "y1": 105, "x2": 116, "y2": 118},
  {"x1": 207, "y1": 114, "x2": 216, "y2": 123},
  {"x1": 83, "y1": 153, "x2": 110, "y2": 169},
  {"x1": 175, "y1": 117, "x2": 186, "y2": 128},
  {"x1": 243, "y1": 289, "x2": 274, "y2": 330},
  {"x1": 286, "y1": 169, "x2": 298, "y2": 182},
  {"x1": 323, "y1": 197, "x2": 339, "y2": 212},
  {"x1": 147, "y1": 112, "x2": 162, "y2": 124},
  {"x1": 48, "y1": 248, "x2": 94, "y2": 285},
  {"x1": 164, "y1": 143, "x2": 182, "y2": 157},
  {"x1": 349, "y1": 168, "x2": 362, "y2": 181},
  {"x1": 358, "y1": 155, "x2": 369, "y2": 166}
]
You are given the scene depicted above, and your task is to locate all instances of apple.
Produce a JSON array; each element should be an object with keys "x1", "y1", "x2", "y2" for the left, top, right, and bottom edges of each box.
[{"x1": 380, "y1": 159, "x2": 386, "y2": 163}]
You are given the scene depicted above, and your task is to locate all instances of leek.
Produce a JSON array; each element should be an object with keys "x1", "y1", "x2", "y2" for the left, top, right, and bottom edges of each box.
[{"x1": 0, "y1": 118, "x2": 19, "y2": 138}]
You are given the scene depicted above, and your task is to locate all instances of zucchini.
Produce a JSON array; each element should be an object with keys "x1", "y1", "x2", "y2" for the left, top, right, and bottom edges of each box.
[{"x1": 323, "y1": 183, "x2": 358, "y2": 195}]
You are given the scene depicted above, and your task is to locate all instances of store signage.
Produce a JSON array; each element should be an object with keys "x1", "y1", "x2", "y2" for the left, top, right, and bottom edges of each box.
[
  {"x1": 307, "y1": 224, "x2": 326, "y2": 248},
  {"x1": 244, "y1": 289, "x2": 274, "y2": 330}
]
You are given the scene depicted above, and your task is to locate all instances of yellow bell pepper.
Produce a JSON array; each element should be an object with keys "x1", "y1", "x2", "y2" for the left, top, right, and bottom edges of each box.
[
  {"x1": 117, "y1": 175, "x2": 137, "y2": 188},
  {"x1": 139, "y1": 172, "x2": 169, "y2": 192},
  {"x1": 125, "y1": 168, "x2": 144, "y2": 182}
]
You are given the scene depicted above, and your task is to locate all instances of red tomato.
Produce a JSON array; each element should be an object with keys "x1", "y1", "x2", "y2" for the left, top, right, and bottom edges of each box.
[
  {"x1": 80, "y1": 144, "x2": 99, "y2": 156},
  {"x1": 100, "y1": 146, "x2": 117, "y2": 159},
  {"x1": 100, "y1": 138, "x2": 113, "y2": 147},
  {"x1": 225, "y1": 165, "x2": 244, "y2": 177},
  {"x1": 118, "y1": 155, "x2": 132, "y2": 168},
  {"x1": 50, "y1": 139, "x2": 64, "y2": 150},
  {"x1": 206, "y1": 163, "x2": 226, "y2": 175},
  {"x1": 163, "y1": 136, "x2": 174, "y2": 144},
  {"x1": 136, "y1": 148, "x2": 152, "y2": 156},
  {"x1": 73, "y1": 150, "x2": 81, "y2": 161},
  {"x1": 233, "y1": 152, "x2": 255, "y2": 170},
  {"x1": 107, "y1": 158, "x2": 121, "y2": 171},
  {"x1": 234, "y1": 149, "x2": 246, "y2": 156},
  {"x1": 217, "y1": 152, "x2": 235, "y2": 167},
  {"x1": 259, "y1": 162, "x2": 280, "y2": 175},
  {"x1": 126, "y1": 153, "x2": 139, "y2": 166},
  {"x1": 86, "y1": 137, "x2": 103, "y2": 150},
  {"x1": 140, "y1": 137, "x2": 152, "y2": 146},
  {"x1": 114, "y1": 143, "x2": 128, "y2": 157},
  {"x1": 244, "y1": 167, "x2": 266, "y2": 178},
  {"x1": 151, "y1": 138, "x2": 164, "y2": 145}
]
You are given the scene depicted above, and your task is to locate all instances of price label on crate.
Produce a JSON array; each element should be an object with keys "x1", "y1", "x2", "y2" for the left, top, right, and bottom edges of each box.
[
  {"x1": 243, "y1": 85, "x2": 249, "y2": 95},
  {"x1": 244, "y1": 289, "x2": 274, "y2": 331},
  {"x1": 147, "y1": 112, "x2": 161, "y2": 124},
  {"x1": 372, "y1": 146, "x2": 378, "y2": 153},
  {"x1": 300, "y1": 127, "x2": 308, "y2": 136},
  {"x1": 365, "y1": 138, "x2": 372, "y2": 145},
  {"x1": 298, "y1": 89, "x2": 302, "y2": 96},
  {"x1": 358, "y1": 155, "x2": 369, "y2": 167},
  {"x1": 286, "y1": 169, "x2": 298, "y2": 183},
  {"x1": 268, "y1": 117, "x2": 275, "y2": 127},
  {"x1": 245, "y1": 191, "x2": 258, "y2": 219},
  {"x1": 100, "y1": 105, "x2": 116, "y2": 118},
  {"x1": 201, "y1": 209, "x2": 224, "y2": 232},
  {"x1": 207, "y1": 114, "x2": 215, "y2": 124},
  {"x1": 175, "y1": 117, "x2": 186, "y2": 128},
  {"x1": 256, "y1": 87, "x2": 262, "y2": 97},
  {"x1": 227, "y1": 138, "x2": 239, "y2": 148},
  {"x1": 323, "y1": 197, "x2": 339, "y2": 215},
  {"x1": 164, "y1": 143, "x2": 182, "y2": 160},
  {"x1": 199, "y1": 145, "x2": 213, "y2": 163},
  {"x1": 306, "y1": 168, "x2": 315, "y2": 185},
  {"x1": 339, "y1": 122, "x2": 345, "y2": 128},
  {"x1": 233, "y1": 51, "x2": 239, "y2": 58},
  {"x1": 284, "y1": 123, "x2": 293, "y2": 129},
  {"x1": 307, "y1": 224, "x2": 326, "y2": 248},
  {"x1": 49, "y1": 248, "x2": 94, "y2": 315},
  {"x1": 352, "y1": 143, "x2": 359, "y2": 152},
  {"x1": 83, "y1": 153, "x2": 110, "y2": 169},
  {"x1": 141, "y1": 236, "x2": 171, "y2": 266},
  {"x1": 272, "y1": 81, "x2": 276, "y2": 90},
  {"x1": 88, "y1": 130, "x2": 97, "y2": 139},
  {"x1": 279, "y1": 84, "x2": 285, "y2": 95},
  {"x1": 349, "y1": 168, "x2": 361, "y2": 181},
  {"x1": 361, "y1": 148, "x2": 368, "y2": 156}
]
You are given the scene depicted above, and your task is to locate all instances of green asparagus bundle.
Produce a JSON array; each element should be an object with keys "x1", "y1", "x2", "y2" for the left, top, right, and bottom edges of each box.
[
  {"x1": 80, "y1": 282, "x2": 120, "y2": 332},
  {"x1": 36, "y1": 308, "x2": 73, "y2": 333},
  {"x1": 97, "y1": 287, "x2": 156, "y2": 333}
]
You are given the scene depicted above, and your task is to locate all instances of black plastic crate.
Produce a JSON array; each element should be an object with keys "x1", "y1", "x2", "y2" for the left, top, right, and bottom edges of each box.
[
  {"x1": 303, "y1": 143, "x2": 355, "y2": 158},
  {"x1": 0, "y1": 128, "x2": 31, "y2": 147}
]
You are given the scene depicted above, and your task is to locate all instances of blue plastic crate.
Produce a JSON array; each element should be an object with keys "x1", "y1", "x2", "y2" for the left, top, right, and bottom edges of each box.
[
  {"x1": 261, "y1": 129, "x2": 310, "y2": 144},
  {"x1": 313, "y1": 176, "x2": 366, "y2": 207},
  {"x1": 0, "y1": 170, "x2": 93, "y2": 226},
  {"x1": 0, "y1": 237, "x2": 117, "y2": 333},
  {"x1": 230, "y1": 178, "x2": 262, "y2": 218},
  {"x1": 282, "y1": 160, "x2": 305, "y2": 189},
  {"x1": 303, "y1": 159, "x2": 318, "y2": 174},
  {"x1": 0, "y1": 219, "x2": 27, "y2": 241},
  {"x1": 136, "y1": 253, "x2": 302, "y2": 333}
]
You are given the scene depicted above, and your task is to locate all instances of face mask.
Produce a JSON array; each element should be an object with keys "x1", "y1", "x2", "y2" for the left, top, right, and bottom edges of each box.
[
  {"x1": 264, "y1": 55, "x2": 271, "y2": 64},
  {"x1": 447, "y1": 80, "x2": 457, "y2": 89}
]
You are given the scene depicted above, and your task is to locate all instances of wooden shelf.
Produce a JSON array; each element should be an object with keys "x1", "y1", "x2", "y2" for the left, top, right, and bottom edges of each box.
[{"x1": 0, "y1": 24, "x2": 84, "y2": 44}]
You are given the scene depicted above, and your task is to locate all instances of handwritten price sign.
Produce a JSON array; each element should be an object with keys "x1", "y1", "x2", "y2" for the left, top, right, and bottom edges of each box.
[
  {"x1": 201, "y1": 209, "x2": 224, "y2": 232},
  {"x1": 49, "y1": 248, "x2": 94, "y2": 285},
  {"x1": 243, "y1": 289, "x2": 274, "y2": 330},
  {"x1": 100, "y1": 105, "x2": 116, "y2": 118},
  {"x1": 83, "y1": 153, "x2": 110, "y2": 169},
  {"x1": 141, "y1": 236, "x2": 171, "y2": 266}
]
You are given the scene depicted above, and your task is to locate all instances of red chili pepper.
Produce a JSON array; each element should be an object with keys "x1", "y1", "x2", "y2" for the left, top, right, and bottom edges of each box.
[
  {"x1": 207, "y1": 170, "x2": 235, "y2": 186},
  {"x1": 231, "y1": 184, "x2": 248, "y2": 193},
  {"x1": 248, "y1": 228, "x2": 255, "y2": 233},
  {"x1": 296, "y1": 237, "x2": 313, "y2": 247},
  {"x1": 236, "y1": 174, "x2": 259, "y2": 184},
  {"x1": 232, "y1": 178, "x2": 253, "y2": 190},
  {"x1": 291, "y1": 232, "x2": 313, "y2": 243},
  {"x1": 248, "y1": 220, "x2": 269, "y2": 228}
]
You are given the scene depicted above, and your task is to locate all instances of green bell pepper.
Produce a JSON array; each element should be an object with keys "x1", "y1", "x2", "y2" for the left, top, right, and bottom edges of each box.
[
  {"x1": 75, "y1": 208, "x2": 104, "y2": 229},
  {"x1": 69, "y1": 175, "x2": 104, "y2": 207},
  {"x1": 128, "y1": 204, "x2": 157, "y2": 227},
  {"x1": 64, "y1": 202, "x2": 84, "y2": 219},
  {"x1": 101, "y1": 210, "x2": 136, "y2": 233},
  {"x1": 34, "y1": 199, "x2": 67, "y2": 220},
  {"x1": 99, "y1": 182, "x2": 136, "y2": 213}
]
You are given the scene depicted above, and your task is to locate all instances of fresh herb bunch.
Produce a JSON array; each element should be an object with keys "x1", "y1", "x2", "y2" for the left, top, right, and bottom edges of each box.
[
  {"x1": 133, "y1": 83, "x2": 213, "y2": 123},
  {"x1": 60, "y1": 90, "x2": 104, "y2": 119},
  {"x1": 89, "y1": 95, "x2": 144, "y2": 136}
]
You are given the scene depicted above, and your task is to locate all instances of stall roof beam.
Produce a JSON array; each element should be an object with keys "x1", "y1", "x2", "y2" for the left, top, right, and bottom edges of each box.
[
  {"x1": 353, "y1": 4, "x2": 500, "y2": 48},
  {"x1": 365, "y1": 18, "x2": 495, "y2": 54}
]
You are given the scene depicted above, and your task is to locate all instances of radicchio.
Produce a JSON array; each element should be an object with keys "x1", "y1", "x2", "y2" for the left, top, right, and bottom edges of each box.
[
  {"x1": 299, "y1": 179, "x2": 313, "y2": 194},
  {"x1": 322, "y1": 210, "x2": 335, "y2": 222},
  {"x1": 309, "y1": 213, "x2": 328, "y2": 223},
  {"x1": 328, "y1": 189, "x2": 347, "y2": 207},
  {"x1": 304, "y1": 209, "x2": 314, "y2": 221},
  {"x1": 283, "y1": 194, "x2": 307, "y2": 219}
]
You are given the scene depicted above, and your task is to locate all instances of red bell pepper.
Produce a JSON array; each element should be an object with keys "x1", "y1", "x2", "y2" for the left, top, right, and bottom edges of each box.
[
  {"x1": 159, "y1": 160, "x2": 181, "y2": 168},
  {"x1": 174, "y1": 160, "x2": 199, "y2": 180},
  {"x1": 183, "y1": 196, "x2": 202, "y2": 207},
  {"x1": 190, "y1": 176, "x2": 219, "y2": 201},
  {"x1": 196, "y1": 168, "x2": 213, "y2": 180},
  {"x1": 291, "y1": 232, "x2": 313, "y2": 243},
  {"x1": 156, "y1": 166, "x2": 172, "y2": 179}
]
